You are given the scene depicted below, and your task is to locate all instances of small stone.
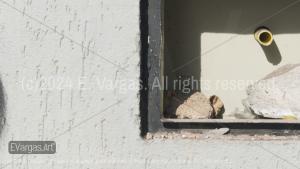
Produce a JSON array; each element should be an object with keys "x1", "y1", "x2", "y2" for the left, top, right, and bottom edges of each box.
[
  {"x1": 206, "y1": 128, "x2": 230, "y2": 135},
  {"x1": 209, "y1": 95, "x2": 225, "y2": 118},
  {"x1": 175, "y1": 92, "x2": 213, "y2": 119}
]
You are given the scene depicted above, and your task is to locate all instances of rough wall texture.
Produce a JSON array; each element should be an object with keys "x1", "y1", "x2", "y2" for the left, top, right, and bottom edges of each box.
[{"x1": 0, "y1": 0, "x2": 299, "y2": 169}]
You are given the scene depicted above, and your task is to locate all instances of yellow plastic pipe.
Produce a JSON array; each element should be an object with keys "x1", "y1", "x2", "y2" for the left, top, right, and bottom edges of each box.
[{"x1": 254, "y1": 28, "x2": 273, "y2": 46}]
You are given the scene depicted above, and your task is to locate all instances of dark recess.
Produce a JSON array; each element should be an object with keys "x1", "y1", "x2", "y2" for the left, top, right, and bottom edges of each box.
[{"x1": 139, "y1": 0, "x2": 149, "y2": 137}]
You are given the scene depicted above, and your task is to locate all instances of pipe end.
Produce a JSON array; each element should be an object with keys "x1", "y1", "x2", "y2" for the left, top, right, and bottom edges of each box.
[{"x1": 254, "y1": 28, "x2": 273, "y2": 46}]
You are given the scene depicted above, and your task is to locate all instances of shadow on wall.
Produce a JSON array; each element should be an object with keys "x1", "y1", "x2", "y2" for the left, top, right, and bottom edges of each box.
[
  {"x1": 0, "y1": 78, "x2": 6, "y2": 137},
  {"x1": 262, "y1": 41, "x2": 282, "y2": 65},
  {"x1": 164, "y1": 0, "x2": 300, "y2": 88}
]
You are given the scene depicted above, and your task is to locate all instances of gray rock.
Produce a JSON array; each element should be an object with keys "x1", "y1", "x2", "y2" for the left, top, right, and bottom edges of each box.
[{"x1": 243, "y1": 64, "x2": 300, "y2": 119}]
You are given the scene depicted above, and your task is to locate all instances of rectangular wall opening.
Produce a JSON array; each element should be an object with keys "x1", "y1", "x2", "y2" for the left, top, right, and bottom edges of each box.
[
  {"x1": 143, "y1": 0, "x2": 300, "y2": 135},
  {"x1": 163, "y1": 0, "x2": 300, "y2": 120}
]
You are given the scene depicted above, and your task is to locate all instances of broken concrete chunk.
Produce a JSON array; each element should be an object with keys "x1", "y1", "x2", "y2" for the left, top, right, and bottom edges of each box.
[
  {"x1": 175, "y1": 92, "x2": 213, "y2": 119},
  {"x1": 243, "y1": 64, "x2": 300, "y2": 119},
  {"x1": 165, "y1": 91, "x2": 225, "y2": 119}
]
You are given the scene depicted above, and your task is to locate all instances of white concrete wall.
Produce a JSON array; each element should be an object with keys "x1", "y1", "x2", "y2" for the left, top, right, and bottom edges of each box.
[{"x1": 0, "y1": 0, "x2": 300, "y2": 169}]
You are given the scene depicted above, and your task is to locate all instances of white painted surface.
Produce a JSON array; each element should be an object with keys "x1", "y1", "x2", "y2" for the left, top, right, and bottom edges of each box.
[
  {"x1": 0, "y1": 0, "x2": 299, "y2": 169},
  {"x1": 201, "y1": 33, "x2": 300, "y2": 114}
]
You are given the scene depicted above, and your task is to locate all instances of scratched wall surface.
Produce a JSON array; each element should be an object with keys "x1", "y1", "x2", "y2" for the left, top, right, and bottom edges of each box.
[{"x1": 0, "y1": 0, "x2": 300, "y2": 169}]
